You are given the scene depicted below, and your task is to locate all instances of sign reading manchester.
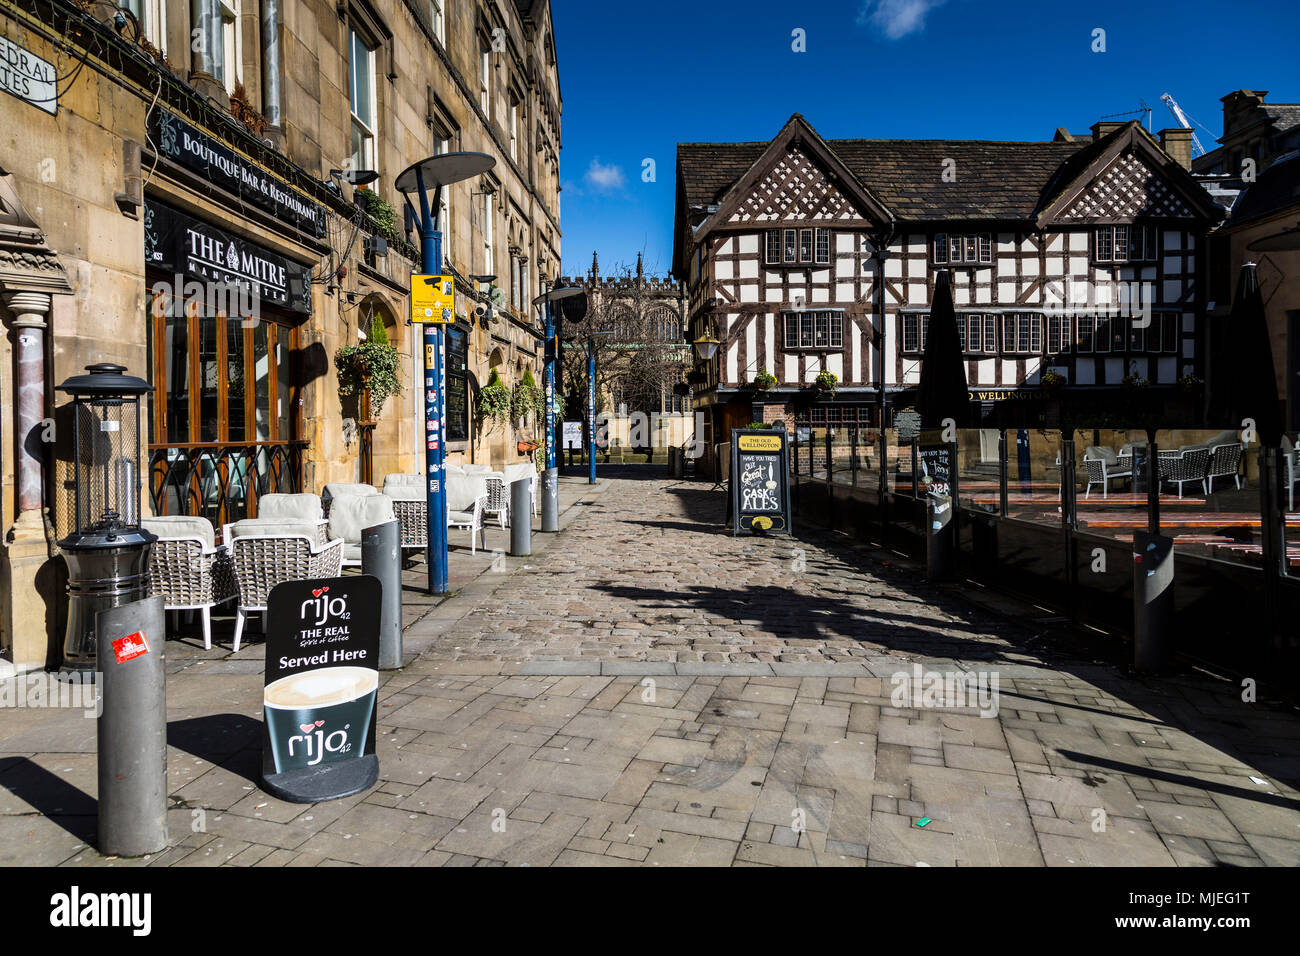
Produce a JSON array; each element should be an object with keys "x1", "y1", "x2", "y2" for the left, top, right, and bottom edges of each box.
[
  {"x1": 731, "y1": 429, "x2": 792, "y2": 535},
  {"x1": 261, "y1": 576, "x2": 381, "y2": 802},
  {"x1": 145, "y1": 199, "x2": 312, "y2": 314},
  {"x1": 153, "y1": 110, "x2": 326, "y2": 237}
]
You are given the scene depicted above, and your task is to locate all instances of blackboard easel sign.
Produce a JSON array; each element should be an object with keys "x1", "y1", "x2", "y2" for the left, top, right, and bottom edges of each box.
[
  {"x1": 261, "y1": 575, "x2": 381, "y2": 803},
  {"x1": 730, "y1": 429, "x2": 792, "y2": 535}
]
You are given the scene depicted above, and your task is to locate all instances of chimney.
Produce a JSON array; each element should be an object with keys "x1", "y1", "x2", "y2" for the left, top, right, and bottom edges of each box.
[
  {"x1": 1090, "y1": 121, "x2": 1127, "y2": 142},
  {"x1": 1159, "y1": 128, "x2": 1193, "y2": 170}
]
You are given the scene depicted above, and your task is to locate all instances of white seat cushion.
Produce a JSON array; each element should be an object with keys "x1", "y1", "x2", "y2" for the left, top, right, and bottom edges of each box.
[
  {"x1": 229, "y1": 518, "x2": 320, "y2": 540},
  {"x1": 1084, "y1": 446, "x2": 1118, "y2": 466},
  {"x1": 461, "y1": 464, "x2": 492, "y2": 473},
  {"x1": 257, "y1": 493, "x2": 323, "y2": 522},
  {"x1": 445, "y1": 474, "x2": 487, "y2": 512},
  {"x1": 502, "y1": 462, "x2": 537, "y2": 485},
  {"x1": 327, "y1": 493, "x2": 396, "y2": 544},
  {"x1": 323, "y1": 483, "x2": 379, "y2": 501},
  {"x1": 448, "y1": 510, "x2": 475, "y2": 524},
  {"x1": 382, "y1": 474, "x2": 425, "y2": 500},
  {"x1": 142, "y1": 515, "x2": 215, "y2": 549}
]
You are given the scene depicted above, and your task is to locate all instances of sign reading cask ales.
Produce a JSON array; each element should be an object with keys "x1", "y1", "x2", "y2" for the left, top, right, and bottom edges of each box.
[
  {"x1": 918, "y1": 431, "x2": 953, "y2": 497},
  {"x1": 730, "y1": 429, "x2": 792, "y2": 535},
  {"x1": 261, "y1": 576, "x2": 381, "y2": 803}
]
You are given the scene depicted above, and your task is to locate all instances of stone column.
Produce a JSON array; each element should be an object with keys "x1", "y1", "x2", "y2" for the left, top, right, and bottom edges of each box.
[{"x1": 2, "y1": 290, "x2": 54, "y2": 674}]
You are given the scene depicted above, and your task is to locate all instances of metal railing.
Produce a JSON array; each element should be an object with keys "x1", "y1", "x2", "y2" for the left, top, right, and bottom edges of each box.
[{"x1": 149, "y1": 441, "x2": 307, "y2": 527}]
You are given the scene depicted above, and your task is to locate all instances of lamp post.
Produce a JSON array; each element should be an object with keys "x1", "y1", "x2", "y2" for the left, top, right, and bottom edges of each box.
[
  {"x1": 692, "y1": 331, "x2": 720, "y2": 478},
  {"x1": 533, "y1": 284, "x2": 586, "y2": 530},
  {"x1": 395, "y1": 152, "x2": 495, "y2": 595},
  {"x1": 584, "y1": 330, "x2": 616, "y2": 484}
]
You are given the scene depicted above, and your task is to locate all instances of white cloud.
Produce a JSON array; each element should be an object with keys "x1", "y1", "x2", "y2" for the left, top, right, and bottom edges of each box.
[
  {"x1": 856, "y1": 0, "x2": 947, "y2": 40},
  {"x1": 583, "y1": 158, "x2": 625, "y2": 192}
]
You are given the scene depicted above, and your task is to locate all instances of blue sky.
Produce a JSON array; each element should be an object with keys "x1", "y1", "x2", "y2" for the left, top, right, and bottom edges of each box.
[{"x1": 550, "y1": 0, "x2": 1299, "y2": 280}]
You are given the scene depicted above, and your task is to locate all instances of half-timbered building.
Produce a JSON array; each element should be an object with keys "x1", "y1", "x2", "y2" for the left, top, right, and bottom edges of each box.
[{"x1": 672, "y1": 114, "x2": 1222, "y2": 445}]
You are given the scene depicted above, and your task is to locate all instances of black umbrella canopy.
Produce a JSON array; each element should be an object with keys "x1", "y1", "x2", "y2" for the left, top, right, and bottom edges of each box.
[
  {"x1": 916, "y1": 269, "x2": 969, "y2": 427},
  {"x1": 1208, "y1": 263, "x2": 1283, "y2": 446}
]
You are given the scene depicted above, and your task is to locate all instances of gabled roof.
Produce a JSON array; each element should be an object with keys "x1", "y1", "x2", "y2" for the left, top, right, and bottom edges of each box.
[{"x1": 1227, "y1": 152, "x2": 1300, "y2": 227}]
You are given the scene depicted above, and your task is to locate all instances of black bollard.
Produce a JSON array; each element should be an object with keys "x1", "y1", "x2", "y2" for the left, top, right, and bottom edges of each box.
[
  {"x1": 510, "y1": 478, "x2": 532, "y2": 556},
  {"x1": 1133, "y1": 531, "x2": 1174, "y2": 672},
  {"x1": 96, "y1": 596, "x2": 168, "y2": 856},
  {"x1": 362, "y1": 519, "x2": 403, "y2": 670},
  {"x1": 926, "y1": 491, "x2": 955, "y2": 581}
]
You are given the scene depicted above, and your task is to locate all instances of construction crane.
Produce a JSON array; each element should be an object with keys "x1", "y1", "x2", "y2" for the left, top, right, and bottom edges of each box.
[{"x1": 1160, "y1": 93, "x2": 1207, "y2": 156}]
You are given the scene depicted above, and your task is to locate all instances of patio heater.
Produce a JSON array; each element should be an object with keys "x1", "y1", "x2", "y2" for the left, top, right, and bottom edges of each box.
[{"x1": 56, "y1": 363, "x2": 156, "y2": 673}]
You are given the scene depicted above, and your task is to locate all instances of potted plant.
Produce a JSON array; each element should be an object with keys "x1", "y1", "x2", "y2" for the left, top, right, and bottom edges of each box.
[
  {"x1": 1121, "y1": 373, "x2": 1150, "y2": 389},
  {"x1": 476, "y1": 369, "x2": 512, "y2": 431},
  {"x1": 511, "y1": 367, "x2": 544, "y2": 427},
  {"x1": 1178, "y1": 373, "x2": 1204, "y2": 393},
  {"x1": 814, "y1": 369, "x2": 838, "y2": 394},
  {"x1": 751, "y1": 368, "x2": 777, "y2": 392},
  {"x1": 335, "y1": 315, "x2": 401, "y2": 415}
]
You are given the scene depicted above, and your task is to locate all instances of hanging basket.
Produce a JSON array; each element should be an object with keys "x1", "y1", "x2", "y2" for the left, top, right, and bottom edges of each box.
[{"x1": 518, "y1": 439, "x2": 541, "y2": 454}]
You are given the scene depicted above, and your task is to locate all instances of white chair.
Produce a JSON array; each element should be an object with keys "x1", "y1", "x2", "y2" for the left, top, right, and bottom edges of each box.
[
  {"x1": 321, "y1": 482, "x2": 379, "y2": 518},
  {"x1": 254, "y1": 492, "x2": 328, "y2": 543},
  {"x1": 482, "y1": 472, "x2": 508, "y2": 528},
  {"x1": 1205, "y1": 443, "x2": 1244, "y2": 494},
  {"x1": 1284, "y1": 437, "x2": 1299, "y2": 511},
  {"x1": 227, "y1": 519, "x2": 344, "y2": 651},
  {"x1": 1082, "y1": 446, "x2": 1132, "y2": 498},
  {"x1": 446, "y1": 472, "x2": 488, "y2": 553},
  {"x1": 383, "y1": 474, "x2": 427, "y2": 551},
  {"x1": 501, "y1": 462, "x2": 538, "y2": 524},
  {"x1": 1157, "y1": 445, "x2": 1212, "y2": 498},
  {"x1": 327, "y1": 492, "x2": 397, "y2": 567},
  {"x1": 141, "y1": 515, "x2": 237, "y2": 650}
]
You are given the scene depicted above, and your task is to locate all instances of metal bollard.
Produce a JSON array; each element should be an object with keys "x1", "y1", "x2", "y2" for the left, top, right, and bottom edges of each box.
[
  {"x1": 1133, "y1": 531, "x2": 1174, "y2": 672},
  {"x1": 510, "y1": 478, "x2": 532, "y2": 556},
  {"x1": 96, "y1": 596, "x2": 167, "y2": 857},
  {"x1": 926, "y1": 491, "x2": 955, "y2": 581},
  {"x1": 362, "y1": 519, "x2": 403, "y2": 670},
  {"x1": 541, "y1": 467, "x2": 559, "y2": 532}
]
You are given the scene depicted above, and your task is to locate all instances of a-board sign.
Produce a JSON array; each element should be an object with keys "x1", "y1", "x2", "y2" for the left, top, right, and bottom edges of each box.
[
  {"x1": 730, "y1": 429, "x2": 792, "y2": 535},
  {"x1": 918, "y1": 431, "x2": 953, "y2": 498},
  {"x1": 261, "y1": 575, "x2": 381, "y2": 803},
  {"x1": 562, "y1": 420, "x2": 583, "y2": 449}
]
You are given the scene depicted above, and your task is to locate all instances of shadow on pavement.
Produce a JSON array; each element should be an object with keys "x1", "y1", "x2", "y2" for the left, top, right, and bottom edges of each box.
[{"x1": 0, "y1": 755, "x2": 96, "y2": 843}]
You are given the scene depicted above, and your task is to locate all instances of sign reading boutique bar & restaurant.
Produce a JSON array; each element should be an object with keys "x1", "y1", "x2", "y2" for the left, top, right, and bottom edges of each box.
[
  {"x1": 261, "y1": 576, "x2": 381, "y2": 802},
  {"x1": 152, "y1": 109, "x2": 326, "y2": 237},
  {"x1": 145, "y1": 199, "x2": 313, "y2": 314}
]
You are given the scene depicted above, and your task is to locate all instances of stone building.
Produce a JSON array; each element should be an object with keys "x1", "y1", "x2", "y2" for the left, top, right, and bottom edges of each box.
[
  {"x1": 672, "y1": 114, "x2": 1221, "y2": 462},
  {"x1": 0, "y1": 0, "x2": 562, "y2": 672},
  {"x1": 557, "y1": 253, "x2": 692, "y2": 459}
]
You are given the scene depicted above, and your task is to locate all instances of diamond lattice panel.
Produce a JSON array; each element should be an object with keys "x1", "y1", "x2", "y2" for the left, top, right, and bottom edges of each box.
[
  {"x1": 1062, "y1": 152, "x2": 1193, "y2": 220},
  {"x1": 730, "y1": 148, "x2": 859, "y2": 223}
]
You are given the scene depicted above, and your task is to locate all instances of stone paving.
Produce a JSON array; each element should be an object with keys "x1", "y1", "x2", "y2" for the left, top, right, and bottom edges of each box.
[{"x1": 1, "y1": 472, "x2": 1299, "y2": 866}]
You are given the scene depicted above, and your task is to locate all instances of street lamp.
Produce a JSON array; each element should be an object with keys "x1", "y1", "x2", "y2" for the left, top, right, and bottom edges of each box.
[
  {"x1": 584, "y1": 329, "x2": 615, "y2": 484},
  {"x1": 532, "y1": 283, "x2": 586, "y2": 530},
  {"x1": 692, "y1": 331, "x2": 720, "y2": 361},
  {"x1": 394, "y1": 152, "x2": 495, "y2": 595}
]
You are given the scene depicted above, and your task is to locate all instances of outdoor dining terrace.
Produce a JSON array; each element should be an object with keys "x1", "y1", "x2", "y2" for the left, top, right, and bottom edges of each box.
[{"x1": 786, "y1": 422, "x2": 1300, "y2": 688}]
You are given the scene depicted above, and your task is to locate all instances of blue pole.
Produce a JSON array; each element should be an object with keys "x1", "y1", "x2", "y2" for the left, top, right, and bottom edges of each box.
[
  {"x1": 541, "y1": 290, "x2": 558, "y2": 531},
  {"x1": 417, "y1": 169, "x2": 448, "y2": 594},
  {"x1": 588, "y1": 336, "x2": 596, "y2": 484}
]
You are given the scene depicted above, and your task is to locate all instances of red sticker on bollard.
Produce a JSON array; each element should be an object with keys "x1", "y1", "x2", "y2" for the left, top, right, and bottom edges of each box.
[{"x1": 112, "y1": 631, "x2": 150, "y2": 663}]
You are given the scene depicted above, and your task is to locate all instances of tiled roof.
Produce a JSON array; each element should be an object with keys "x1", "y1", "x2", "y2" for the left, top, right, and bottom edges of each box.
[
  {"x1": 678, "y1": 137, "x2": 1090, "y2": 221},
  {"x1": 1228, "y1": 152, "x2": 1300, "y2": 226}
]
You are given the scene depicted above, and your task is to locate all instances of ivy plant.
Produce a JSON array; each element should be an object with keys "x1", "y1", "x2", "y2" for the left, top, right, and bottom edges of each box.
[
  {"x1": 477, "y1": 369, "x2": 513, "y2": 430},
  {"x1": 511, "y1": 367, "x2": 544, "y2": 429},
  {"x1": 335, "y1": 315, "x2": 401, "y2": 416}
]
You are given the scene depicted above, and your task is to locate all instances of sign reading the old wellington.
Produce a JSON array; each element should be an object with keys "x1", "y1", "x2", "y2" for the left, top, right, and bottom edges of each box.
[
  {"x1": 152, "y1": 110, "x2": 326, "y2": 236},
  {"x1": 261, "y1": 576, "x2": 381, "y2": 803},
  {"x1": 411, "y1": 274, "x2": 454, "y2": 323},
  {"x1": 730, "y1": 429, "x2": 792, "y2": 535},
  {"x1": 0, "y1": 36, "x2": 56, "y2": 115},
  {"x1": 145, "y1": 199, "x2": 313, "y2": 314}
]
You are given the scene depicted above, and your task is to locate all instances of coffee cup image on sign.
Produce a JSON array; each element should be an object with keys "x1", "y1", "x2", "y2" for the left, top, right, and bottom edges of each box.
[{"x1": 264, "y1": 666, "x2": 378, "y2": 772}]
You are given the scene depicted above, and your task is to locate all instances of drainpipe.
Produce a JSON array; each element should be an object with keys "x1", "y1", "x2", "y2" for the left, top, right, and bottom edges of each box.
[
  {"x1": 260, "y1": 0, "x2": 283, "y2": 131},
  {"x1": 189, "y1": 0, "x2": 224, "y2": 100}
]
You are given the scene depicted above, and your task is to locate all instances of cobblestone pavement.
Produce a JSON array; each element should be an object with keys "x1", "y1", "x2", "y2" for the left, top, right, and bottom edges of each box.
[{"x1": 2, "y1": 474, "x2": 1299, "y2": 866}]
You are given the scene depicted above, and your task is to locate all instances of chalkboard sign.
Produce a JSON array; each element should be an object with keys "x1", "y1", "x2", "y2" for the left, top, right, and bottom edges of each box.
[
  {"x1": 918, "y1": 441, "x2": 953, "y2": 497},
  {"x1": 261, "y1": 575, "x2": 381, "y2": 803},
  {"x1": 730, "y1": 429, "x2": 792, "y2": 535}
]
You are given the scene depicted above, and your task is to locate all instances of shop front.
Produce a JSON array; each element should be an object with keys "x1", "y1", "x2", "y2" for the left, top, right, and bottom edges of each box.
[{"x1": 144, "y1": 199, "x2": 314, "y2": 526}]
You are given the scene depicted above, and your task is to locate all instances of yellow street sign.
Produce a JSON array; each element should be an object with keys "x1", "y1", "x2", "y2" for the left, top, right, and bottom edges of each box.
[{"x1": 411, "y1": 274, "x2": 454, "y2": 323}]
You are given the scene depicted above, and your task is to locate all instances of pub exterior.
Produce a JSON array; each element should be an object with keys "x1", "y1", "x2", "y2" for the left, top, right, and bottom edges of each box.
[
  {"x1": 673, "y1": 113, "x2": 1222, "y2": 464},
  {"x1": 0, "y1": 0, "x2": 563, "y2": 672}
]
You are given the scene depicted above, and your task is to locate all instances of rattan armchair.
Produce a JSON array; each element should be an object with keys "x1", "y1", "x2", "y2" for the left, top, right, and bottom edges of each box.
[
  {"x1": 142, "y1": 516, "x2": 237, "y2": 650},
  {"x1": 482, "y1": 472, "x2": 508, "y2": 529},
  {"x1": 1158, "y1": 446, "x2": 1212, "y2": 498},
  {"x1": 227, "y1": 519, "x2": 344, "y2": 651},
  {"x1": 1205, "y1": 443, "x2": 1244, "y2": 494},
  {"x1": 1082, "y1": 447, "x2": 1132, "y2": 498}
]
